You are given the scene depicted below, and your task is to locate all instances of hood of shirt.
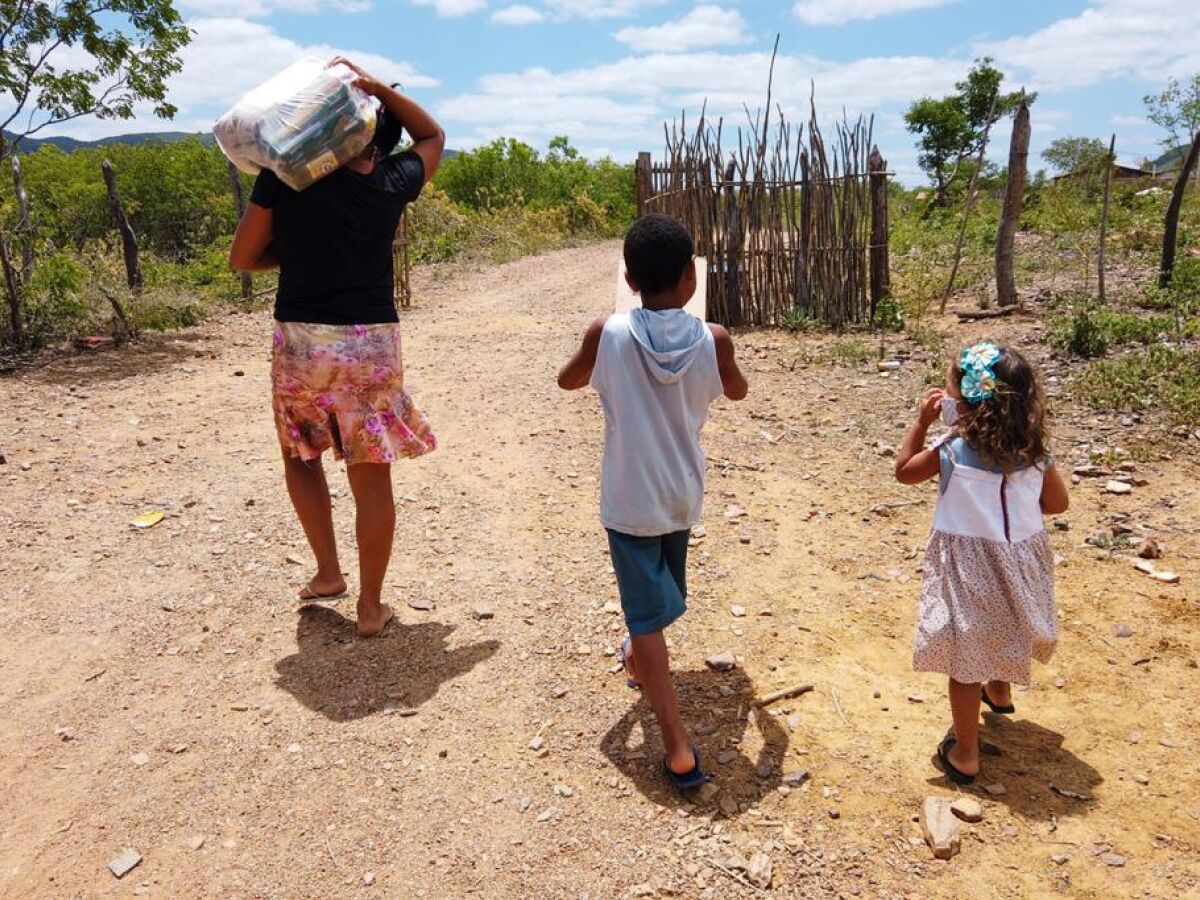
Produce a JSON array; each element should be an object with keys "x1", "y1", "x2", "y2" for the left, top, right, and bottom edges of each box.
[{"x1": 627, "y1": 307, "x2": 708, "y2": 385}]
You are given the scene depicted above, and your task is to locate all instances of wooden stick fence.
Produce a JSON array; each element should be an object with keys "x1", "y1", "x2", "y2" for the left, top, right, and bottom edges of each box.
[{"x1": 635, "y1": 92, "x2": 890, "y2": 328}]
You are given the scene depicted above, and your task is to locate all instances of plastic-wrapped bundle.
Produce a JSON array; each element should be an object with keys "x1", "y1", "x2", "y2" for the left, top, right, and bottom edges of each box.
[{"x1": 215, "y1": 58, "x2": 377, "y2": 191}]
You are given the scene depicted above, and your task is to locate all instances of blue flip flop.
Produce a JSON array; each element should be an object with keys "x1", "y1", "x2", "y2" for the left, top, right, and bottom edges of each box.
[
  {"x1": 618, "y1": 637, "x2": 641, "y2": 690},
  {"x1": 663, "y1": 744, "x2": 708, "y2": 792}
]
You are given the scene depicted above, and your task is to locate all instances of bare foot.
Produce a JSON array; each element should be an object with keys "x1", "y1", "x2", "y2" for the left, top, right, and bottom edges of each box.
[
  {"x1": 298, "y1": 575, "x2": 347, "y2": 601},
  {"x1": 357, "y1": 602, "x2": 394, "y2": 638}
]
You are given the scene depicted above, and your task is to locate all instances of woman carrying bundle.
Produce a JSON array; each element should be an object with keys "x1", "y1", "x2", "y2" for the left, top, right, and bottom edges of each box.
[{"x1": 231, "y1": 57, "x2": 445, "y2": 637}]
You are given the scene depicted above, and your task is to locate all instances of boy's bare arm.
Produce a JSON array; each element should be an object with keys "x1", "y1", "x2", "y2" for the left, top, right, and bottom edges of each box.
[
  {"x1": 709, "y1": 324, "x2": 748, "y2": 400},
  {"x1": 557, "y1": 315, "x2": 608, "y2": 390}
]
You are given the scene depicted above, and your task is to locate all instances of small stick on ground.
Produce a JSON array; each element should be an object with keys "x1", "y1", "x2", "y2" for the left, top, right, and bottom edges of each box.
[
  {"x1": 756, "y1": 683, "x2": 814, "y2": 708},
  {"x1": 869, "y1": 500, "x2": 925, "y2": 512},
  {"x1": 323, "y1": 834, "x2": 346, "y2": 875},
  {"x1": 706, "y1": 860, "x2": 767, "y2": 895},
  {"x1": 830, "y1": 688, "x2": 849, "y2": 726},
  {"x1": 957, "y1": 306, "x2": 1017, "y2": 321}
]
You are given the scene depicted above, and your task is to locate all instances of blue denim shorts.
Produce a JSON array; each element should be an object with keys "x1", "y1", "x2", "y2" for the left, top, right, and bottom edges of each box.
[{"x1": 606, "y1": 528, "x2": 690, "y2": 636}]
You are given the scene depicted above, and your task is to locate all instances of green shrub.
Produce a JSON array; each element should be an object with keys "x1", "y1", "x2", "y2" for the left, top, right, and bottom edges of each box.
[
  {"x1": 130, "y1": 296, "x2": 206, "y2": 331},
  {"x1": 1078, "y1": 346, "x2": 1200, "y2": 425},
  {"x1": 828, "y1": 337, "x2": 873, "y2": 363},
  {"x1": 22, "y1": 253, "x2": 91, "y2": 344}
]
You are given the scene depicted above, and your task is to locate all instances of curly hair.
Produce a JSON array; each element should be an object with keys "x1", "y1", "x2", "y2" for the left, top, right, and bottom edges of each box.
[{"x1": 954, "y1": 344, "x2": 1049, "y2": 471}]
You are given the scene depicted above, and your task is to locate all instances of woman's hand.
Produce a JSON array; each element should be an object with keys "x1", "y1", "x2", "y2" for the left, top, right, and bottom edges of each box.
[
  {"x1": 918, "y1": 387, "x2": 944, "y2": 428},
  {"x1": 328, "y1": 56, "x2": 382, "y2": 96}
]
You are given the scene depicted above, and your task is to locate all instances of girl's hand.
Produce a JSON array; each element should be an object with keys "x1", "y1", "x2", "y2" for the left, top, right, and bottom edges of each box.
[{"x1": 918, "y1": 388, "x2": 943, "y2": 428}]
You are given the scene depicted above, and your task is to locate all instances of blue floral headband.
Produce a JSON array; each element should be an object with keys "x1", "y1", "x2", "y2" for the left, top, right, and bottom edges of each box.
[{"x1": 959, "y1": 341, "x2": 1001, "y2": 405}]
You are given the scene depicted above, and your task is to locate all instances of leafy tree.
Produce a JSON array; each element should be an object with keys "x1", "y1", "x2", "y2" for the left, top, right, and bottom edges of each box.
[
  {"x1": 1143, "y1": 75, "x2": 1200, "y2": 152},
  {"x1": 904, "y1": 58, "x2": 1031, "y2": 205},
  {"x1": 0, "y1": 0, "x2": 191, "y2": 344},
  {"x1": 0, "y1": 0, "x2": 191, "y2": 156},
  {"x1": 1042, "y1": 136, "x2": 1110, "y2": 175}
]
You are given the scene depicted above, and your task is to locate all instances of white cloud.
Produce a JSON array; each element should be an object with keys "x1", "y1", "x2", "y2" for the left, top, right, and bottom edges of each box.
[
  {"x1": 179, "y1": 0, "x2": 370, "y2": 17},
  {"x1": 544, "y1": 0, "x2": 667, "y2": 21},
  {"x1": 439, "y1": 50, "x2": 965, "y2": 151},
  {"x1": 979, "y1": 0, "x2": 1200, "y2": 93},
  {"x1": 491, "y1": 3, "x2": 543, "y2": 24},
  {"x1": 615, "y1": 5, "x2": 750, "y2": 53},
  {"x1": 411, "y1": 0, "x2": 487, "y2": 17},
  {"x1": 1111, "y1": 114, "x2": 1148, "y2": 127},
  {"x1": 792, "y1": 0, "x2": 954, "y2": 26}
]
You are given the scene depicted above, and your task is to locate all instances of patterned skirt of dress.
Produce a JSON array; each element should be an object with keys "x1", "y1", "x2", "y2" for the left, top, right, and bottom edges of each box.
[
  {"x1": 270, "y1": 321, "x2": 436, "y2": 466},
  {"x1": 913, "y1": 529, "x2": 1057, "y2": 684}
]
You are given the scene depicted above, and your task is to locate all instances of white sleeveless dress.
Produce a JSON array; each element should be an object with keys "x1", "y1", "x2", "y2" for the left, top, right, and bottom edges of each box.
[{"x1": 913, "y1": 436, "x2": 1058, "y2": 684}]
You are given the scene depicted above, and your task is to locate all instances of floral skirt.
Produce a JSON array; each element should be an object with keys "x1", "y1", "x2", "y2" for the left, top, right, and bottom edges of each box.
[
  {"x1": 271, "y1": 321, "x2": 436, "y2": 465},
  {"x1": 913, "y1": 530, "x2": 1057, "y2": 685}
]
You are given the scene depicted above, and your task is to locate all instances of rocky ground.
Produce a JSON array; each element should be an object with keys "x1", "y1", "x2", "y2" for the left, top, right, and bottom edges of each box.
[{"x1": 1, "y1": 242, "x2": 1197, "y2": 898}]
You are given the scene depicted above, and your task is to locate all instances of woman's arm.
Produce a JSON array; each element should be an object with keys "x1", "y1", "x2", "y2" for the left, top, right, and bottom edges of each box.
[
  {"x1": 1040, "y1": 464, "x2": 1070, "y2": 514},
  {"x1": 331, "y1": 57, "x2": 446, "y2": 183},
  {"x1": 230, "y1": 204, "x2": 277, "y2": 272},
  {"x1": 895, "y1": 388, "x2": 943, "y2": 484}
]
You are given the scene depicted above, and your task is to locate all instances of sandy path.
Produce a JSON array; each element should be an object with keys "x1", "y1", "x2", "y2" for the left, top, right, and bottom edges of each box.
[{"x1": 1, "y1": 242, "x2": 1198, "y2": 898}]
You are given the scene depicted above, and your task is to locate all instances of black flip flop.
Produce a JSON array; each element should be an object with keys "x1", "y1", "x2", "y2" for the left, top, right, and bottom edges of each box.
[
  {"x1": 981, "y1": 687, "x2": 1016, "y2": 715},
  {"x1": 936, "y1": 737, "x2": 976, "y2": 785},
  {"x1": 663, "y1": 743, "x2": 708, "y2": 792}
]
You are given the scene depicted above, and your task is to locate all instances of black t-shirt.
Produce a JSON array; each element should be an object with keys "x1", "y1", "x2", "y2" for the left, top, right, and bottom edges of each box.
[{"x1": 250, "y1": 151, "x2": 425, "y2": 324}]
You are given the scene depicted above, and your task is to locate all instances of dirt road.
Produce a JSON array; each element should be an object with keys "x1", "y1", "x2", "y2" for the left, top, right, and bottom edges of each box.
[{"x1": 1, "y1": 243, "x2": 1197, "y2": 898}]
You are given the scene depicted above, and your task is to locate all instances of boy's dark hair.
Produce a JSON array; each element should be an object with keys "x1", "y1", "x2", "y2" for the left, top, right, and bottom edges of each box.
[{"x1": 624, "y1": 213, "x2": 693, "y2": 294}]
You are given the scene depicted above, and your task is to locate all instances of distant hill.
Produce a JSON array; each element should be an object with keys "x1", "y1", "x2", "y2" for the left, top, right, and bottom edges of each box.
[
  {"x1": 4, "y1": 130, "x2": 217, "y2": 153},
  {"x1": 1151, "y1": 145, "x2": 1188, "y2": 172},
  {"x1": 5, "y1": 130, "x2": 462, "y2": 158}
]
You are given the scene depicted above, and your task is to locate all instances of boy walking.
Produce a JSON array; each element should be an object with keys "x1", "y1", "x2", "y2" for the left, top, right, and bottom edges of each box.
[{"x1": 558, "y1": 214, "x2": 748, "y2": 790}]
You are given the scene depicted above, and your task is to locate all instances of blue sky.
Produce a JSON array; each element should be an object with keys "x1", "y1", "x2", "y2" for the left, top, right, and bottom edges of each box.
[{"x1": 38, "y1": 0, "x2": 1200, "y2": 184}]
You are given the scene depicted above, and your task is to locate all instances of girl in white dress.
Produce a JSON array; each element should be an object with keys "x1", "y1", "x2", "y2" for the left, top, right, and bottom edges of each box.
[{"x1": 895, "y1": 342, "x2": 1070, "y2": 784}]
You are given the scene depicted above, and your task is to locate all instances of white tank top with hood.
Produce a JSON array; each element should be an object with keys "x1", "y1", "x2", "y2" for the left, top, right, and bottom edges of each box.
[{"x1": 590, "y1": 308, "x2": 724, "y2": 536}]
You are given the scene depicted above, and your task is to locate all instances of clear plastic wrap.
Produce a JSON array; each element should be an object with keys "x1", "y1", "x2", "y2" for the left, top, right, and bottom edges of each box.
[{"x1": 214, "y1": 58, "x2": 377, "y2": 191}]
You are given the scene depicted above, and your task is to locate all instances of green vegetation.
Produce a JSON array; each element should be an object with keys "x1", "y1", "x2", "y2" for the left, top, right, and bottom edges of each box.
[
  {"x1": 0, "y1": 135, "x2": 634, "y2": 347},
  {"x1": 1077, "y1": 346, "x2": 1200, "y2": 425},
  {"x1": 904, "y1": 57, "x2": 1029, "y2": 205}
]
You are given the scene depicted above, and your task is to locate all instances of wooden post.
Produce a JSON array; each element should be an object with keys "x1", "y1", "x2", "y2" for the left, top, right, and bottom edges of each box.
[
  {"x1": 722, "y1": 158, "x2": 743, "y2": 327},
  {"x1": 1097, "y1": 133, "x2": 1116, "y2": 304},
  {"x1": 635, "y1": 152, "x2": 652, "y2": 217},
  {"x1": 101, "y1": 160, "x2": 142, "y2": 293},
  {"x1": 868, "y1": 146, "x2": 890, "y2": 323},
  {"x1": 995, "y1": 96, "x2": 1030, "y2": 308},
  {"x1": 1159, "y1": 129, "x2": 1200, "y2": 289},
  {"x1": 0, "y1": 225, "x2": 22, "y2": 344},
  {"x1": 941, "y1": 92, "x2": 999, "y2": 312},
  {"x1": 227, "y1": 160, "x2": 253, "y2": 301},
  {"x1": 798, "y1": 149, "x2": 811, "y2": 312},
  {"x1": 11, "y1": 156, "x2": 33, "y2": 285}
]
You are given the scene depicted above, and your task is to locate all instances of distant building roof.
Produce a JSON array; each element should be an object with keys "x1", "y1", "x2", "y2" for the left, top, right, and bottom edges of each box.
[{"x1": 1051, "y1": 164, "x2": 1151, "y2": 183}]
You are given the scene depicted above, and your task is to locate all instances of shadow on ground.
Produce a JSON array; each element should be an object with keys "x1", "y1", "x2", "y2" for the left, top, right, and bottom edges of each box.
[
  {"x1": 2, "y1": 329, "x2": 217, "y2": 383},
  {"x1": 926, "y1": 712, "x2": 1104, "y2": 821},
  {"x1": 602, "y1": 667, "x2": 790, "y2": 816},
  {"x1": 273, "y1": 604, "x2": 500, "y2": 721}
]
